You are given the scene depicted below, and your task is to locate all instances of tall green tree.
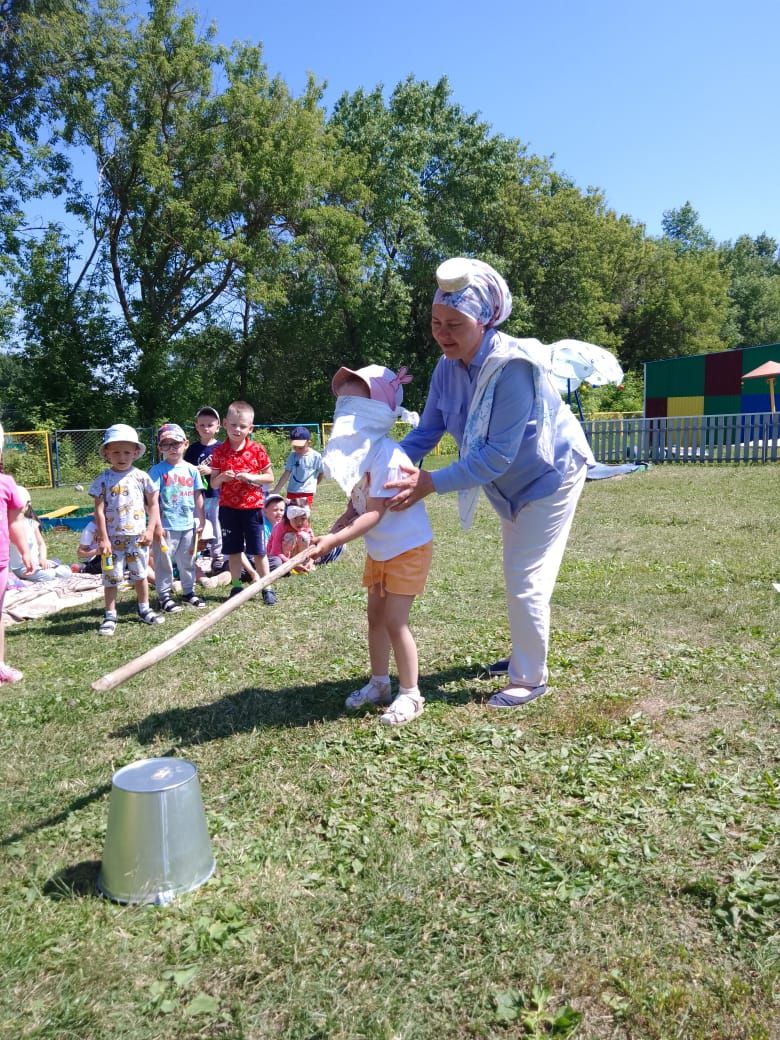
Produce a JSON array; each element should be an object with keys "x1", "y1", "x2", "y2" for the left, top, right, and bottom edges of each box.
[
  {"x1": 0, "y1": 0, "x2": 86, "y2": 332},
  {"x1": 8, "y1": 227, "x2": 130, "y2": 428},
  {"x1": 661, "y1": 201, "x2": 715, "y2": 254},
  {"x1": 312, "y1": 76, "x2": 524, "y2": 402},
  {"x1": 721, "y1": 234, "x2": 780, "y2": 347},
  {"x1": 55, "y1": 0, "x2": 327, "y2": 420},
  {"x1": 618, "y1": 238, "x2": 730, "y2": 368}
]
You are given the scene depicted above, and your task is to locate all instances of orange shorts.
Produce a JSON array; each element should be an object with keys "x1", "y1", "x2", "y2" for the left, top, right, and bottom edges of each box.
[{"x1": 362, "y1": 540, "x2": 433, "y2": 597}]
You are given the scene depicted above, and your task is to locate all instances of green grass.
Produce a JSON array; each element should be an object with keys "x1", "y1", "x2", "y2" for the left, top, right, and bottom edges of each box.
[{"x1": 1, "y1": 465, "x2": 778, "y2": 1039}]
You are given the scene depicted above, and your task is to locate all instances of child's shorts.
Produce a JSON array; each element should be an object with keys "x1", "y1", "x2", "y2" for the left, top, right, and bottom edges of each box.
[
  {"x1": 362, "y1": 540, "x2": 433, "y2": 597},
  {"x1": 219, "y1": 505, "x2": 266, "y2": 557},
  {"x1": 102, "y1": 536, "x2": 149, "y2": 588}
]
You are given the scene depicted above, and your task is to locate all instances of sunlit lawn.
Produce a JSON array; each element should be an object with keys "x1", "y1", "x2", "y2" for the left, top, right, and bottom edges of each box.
[{"x1": 0, "y1": 464, "x2": 777, "y2": 1039}]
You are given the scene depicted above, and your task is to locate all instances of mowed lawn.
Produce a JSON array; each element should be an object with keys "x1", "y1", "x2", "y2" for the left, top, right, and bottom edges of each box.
[{"x1": 0, "y1": 464, "x2": 777, "y2": 1040}]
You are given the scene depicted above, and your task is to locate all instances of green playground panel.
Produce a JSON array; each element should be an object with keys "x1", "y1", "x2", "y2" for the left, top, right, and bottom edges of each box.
[
  {"x1": 645, "y1": 354, "x2": 705, "y2": 398},
  {"x1": 704, "y1": 394, "x2": 742, "y2": 415}
]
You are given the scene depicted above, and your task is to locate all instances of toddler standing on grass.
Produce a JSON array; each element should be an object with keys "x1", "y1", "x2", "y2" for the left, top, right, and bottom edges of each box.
[
  {"x1": 149, "y1": 422, "x2": 206, "y2": 612},
  {"x1": 0, "y1": 423, "x2": 33, "y2": 682},
  {"x1": 184, "y1": 406, "x2": 224, "y2": 571},
  {"x1": 89, "y1": 423, "x2": 163, "y2": 636},
  {"x1": 313, "y1": 365, "x2": 433, "y2": 726},
  {"x1": 209, "y1": 401, "x2": 277, "y2": 604},
  {"x1": 271, "y1": 426, "x2": 324, "y2": 510}
]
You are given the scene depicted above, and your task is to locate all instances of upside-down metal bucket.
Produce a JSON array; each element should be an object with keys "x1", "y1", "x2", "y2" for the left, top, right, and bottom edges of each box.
[{"x1": 97, "y1": 757, "x2": 215, "y2": 905}]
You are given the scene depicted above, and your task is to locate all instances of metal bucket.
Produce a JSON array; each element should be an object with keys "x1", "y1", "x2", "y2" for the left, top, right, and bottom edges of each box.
[{"x1": 97, "y1": 757, "x2": 215, "y2": 905}]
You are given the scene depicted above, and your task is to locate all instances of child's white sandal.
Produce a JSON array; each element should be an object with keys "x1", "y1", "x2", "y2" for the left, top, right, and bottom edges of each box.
[{"x1": 379, "y1": 693, "x2": 425, "y2": 726}]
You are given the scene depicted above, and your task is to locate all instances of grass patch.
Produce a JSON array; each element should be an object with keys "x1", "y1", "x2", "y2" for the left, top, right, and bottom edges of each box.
[{"x1": 1, "y1": 465, "x2": 778, "y2": 1038}]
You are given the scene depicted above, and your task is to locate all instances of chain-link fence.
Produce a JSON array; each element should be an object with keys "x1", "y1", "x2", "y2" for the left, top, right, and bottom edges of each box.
[
  {"x1": 2, "y1": 430, "x2": 53, "y2": 488},
  {"x1": 51, "y1": 423, "x2": 325, "y2": 486},
  {"x1": 53, "y1": 428, "x2": 158, "y2": 487}
]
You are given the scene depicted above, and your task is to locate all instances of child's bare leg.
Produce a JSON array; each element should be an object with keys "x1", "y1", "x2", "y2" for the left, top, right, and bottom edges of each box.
[
  {"x1": 253, "y1": 553, "x2": 269, "y2": 581},
  {"x1": 104, "y1": 586, "x2": 118, "y2": 613},
  {"x1": 383, "y1": 592, "x2": 418, "y2": 689},
  {"x1": 366, "y1": 587, "x2": 391, "y2": 677},
  {"x1": 134, "y1": 577, "x2": 150, "y2": 604},
  {"x1": 228, "y1": 554, "x2": 243, "y2": 584},
  {"x1": 242, "y1": 553, "x2": 260, "y2": 581}
]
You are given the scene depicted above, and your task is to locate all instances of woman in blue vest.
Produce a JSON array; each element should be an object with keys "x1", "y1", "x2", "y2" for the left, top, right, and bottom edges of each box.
[{"x1": 388, "y1": 257, "x2": 594, "y2": 708}]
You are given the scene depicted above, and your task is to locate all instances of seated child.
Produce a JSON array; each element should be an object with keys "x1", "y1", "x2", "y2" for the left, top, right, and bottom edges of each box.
[
  {"x1": 10, "y1": 488, "x2": 72, "y2": 582},
  {"x1": 266, "y1": 502, "x2": 315, "y2": 574},
  {"x1": 312, "y1": 364, "x2": 433, "y2": 726},
  {"x1": 262, "y1": 492, "x2": 286, "y2": 546},
  {"x1": 76, "y1": 518, "x2": 103, "y2": 574}
]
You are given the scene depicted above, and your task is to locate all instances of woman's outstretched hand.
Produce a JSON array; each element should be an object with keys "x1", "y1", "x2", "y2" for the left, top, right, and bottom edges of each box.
[{"x1": 385, "y1": 465, "x2": 435, "y2": 510}]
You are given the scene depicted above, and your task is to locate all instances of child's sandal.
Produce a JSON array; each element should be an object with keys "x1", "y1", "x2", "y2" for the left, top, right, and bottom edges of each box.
[
  {"x1": 98, "y1": 614, "x2": 117, "y2": 636},
  {"x1": 378, "y1": 693, "x2": 425, "y2": 726},
  {"x1": 137, "y1": 607, "x2": 164, "y2": 626}
]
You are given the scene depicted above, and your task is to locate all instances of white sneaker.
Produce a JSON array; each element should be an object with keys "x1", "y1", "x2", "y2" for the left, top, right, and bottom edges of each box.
[
  {"x1": 379, "y1": 692, "x2": 425, "y2": 726},
  {"x1": 345, "y1": 679, "x2": 392, "y2": 711}
]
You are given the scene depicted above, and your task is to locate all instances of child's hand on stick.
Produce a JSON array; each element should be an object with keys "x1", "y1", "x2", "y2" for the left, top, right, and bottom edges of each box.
[{"x1": 312, "y1": 533, "x2": 338, "y2": 560}]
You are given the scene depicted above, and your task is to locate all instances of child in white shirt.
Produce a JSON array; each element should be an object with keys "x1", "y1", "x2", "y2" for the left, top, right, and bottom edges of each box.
[{"x1": 313, "y1": 365, "x2": 433, "y2": 726}]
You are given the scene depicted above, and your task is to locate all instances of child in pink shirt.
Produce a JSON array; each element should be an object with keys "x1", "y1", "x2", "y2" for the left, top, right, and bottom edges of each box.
[{"x1": 0, "y1": 424, "x2": 33, "y2": 682}]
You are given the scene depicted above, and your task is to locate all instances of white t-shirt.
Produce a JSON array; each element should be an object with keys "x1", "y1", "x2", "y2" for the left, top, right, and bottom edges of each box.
[
  {"x1": 9, "y1": 517, "x2": 40, "y2": 573},
  {"x1": 350, "y1": 439, "x2": 433, "y2": 562},
  {"x1": 79, "y1": 520, "x2": 99, "y2": 560}
]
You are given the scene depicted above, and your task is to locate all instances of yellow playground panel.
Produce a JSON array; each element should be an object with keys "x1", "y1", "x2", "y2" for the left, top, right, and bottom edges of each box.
[{"x1": 666, "y1": 395, "x2": 705, "y2": 417}]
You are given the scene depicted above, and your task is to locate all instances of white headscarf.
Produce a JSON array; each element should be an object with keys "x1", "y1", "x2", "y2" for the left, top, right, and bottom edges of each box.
[
  {"x1": 324, "y1": 396, "x2": 420, "y2": 496},
  {"x1": 433, "y1": 258, "x2": 512, "y2": 328}
]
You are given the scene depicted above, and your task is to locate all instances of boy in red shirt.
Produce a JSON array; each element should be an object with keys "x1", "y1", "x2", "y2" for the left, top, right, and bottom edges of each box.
[{"x1": 210, "y1": 401, "x2": 276, "y2": 604}]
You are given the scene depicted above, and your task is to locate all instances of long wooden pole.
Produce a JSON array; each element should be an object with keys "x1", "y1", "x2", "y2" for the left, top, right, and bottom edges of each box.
[{"x1": 91, "y1": 548, "x2": 314, "y2": 693}]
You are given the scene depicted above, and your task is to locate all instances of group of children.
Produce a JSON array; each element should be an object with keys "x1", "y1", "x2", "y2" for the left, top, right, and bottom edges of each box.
[{"x1": 1, "y1": 366, "x2": 435, "y2": 725}]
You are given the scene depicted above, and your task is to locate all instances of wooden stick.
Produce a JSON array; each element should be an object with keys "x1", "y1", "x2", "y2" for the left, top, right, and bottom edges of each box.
[{"x1": 91, "y1": 548, "x2": 314, "y2": 693}]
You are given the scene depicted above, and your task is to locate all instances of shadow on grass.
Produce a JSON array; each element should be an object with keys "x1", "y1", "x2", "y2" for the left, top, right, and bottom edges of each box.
[
  {"x1": 112, "y1": 664, "x2": 488, "y2": 747},
  {"x1": 1, "y1": 666, "x2": 492, "y2": 850},
  {"x1": 43, "y1": 859, "x2": 102, "y2": 900},
  {"x1": 0, "y1": 783, "x2": 113, "y2": 848}
]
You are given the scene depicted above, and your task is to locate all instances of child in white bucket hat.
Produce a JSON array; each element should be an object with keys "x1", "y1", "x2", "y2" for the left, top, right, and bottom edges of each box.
[{"x1": 88, "y1": 423, "x2": 164, "y2": 635}]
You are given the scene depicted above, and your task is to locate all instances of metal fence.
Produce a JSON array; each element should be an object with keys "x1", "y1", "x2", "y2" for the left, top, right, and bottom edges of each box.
[
  {"x1": 51, "y1": 423, "x2": 324, "y2": 486},
  {"x1": 583, "y1": 412, "x2": 780, "y2": 463},
  {"x1": 9, "y1": 412, "x2": 779, "y2": 489},
  {"x1": 53, "y1": 427, "x2": 158, "y2": 488}
]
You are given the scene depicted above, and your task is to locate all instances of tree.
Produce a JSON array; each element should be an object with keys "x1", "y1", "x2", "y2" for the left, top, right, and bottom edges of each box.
[
  {"x1": 618, "y1": 239, "x2": 730, "y2": 368},
  {"x1": 0, "y1": 0, "x2": 86, "y2": 323},
  {"x1": 7, "y1": 227, "x2": 130, "y2": 428},
  {"x1": 661, "y1": 201, "x2": 715, "y2": 253},
  {"x1": 55, "y1": 0, "x2": 328, "y2": 420},
  {"x1": 721, "y1": 234, "x2": 780, "y2": 346},
  {"x1": 314, "y1": 76, "x2": 525, "y2": 404}
]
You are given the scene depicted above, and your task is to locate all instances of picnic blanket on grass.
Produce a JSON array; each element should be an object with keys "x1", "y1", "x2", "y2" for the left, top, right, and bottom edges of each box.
[{"x1": 2, "y1": 574, "x2": 104, "y2": 625}]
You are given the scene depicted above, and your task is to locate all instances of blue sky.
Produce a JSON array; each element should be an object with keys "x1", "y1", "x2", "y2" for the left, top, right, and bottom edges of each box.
[{"x1": 189, "y1": 0, "x2": 779, "y2": 244}]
